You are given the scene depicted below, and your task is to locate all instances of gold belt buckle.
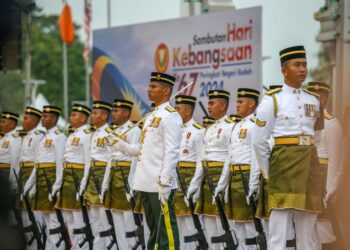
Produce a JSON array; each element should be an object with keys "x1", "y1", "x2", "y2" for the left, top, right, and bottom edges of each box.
[{"x1": 299, "y1": 135, "x2": 311, "y2": 146}]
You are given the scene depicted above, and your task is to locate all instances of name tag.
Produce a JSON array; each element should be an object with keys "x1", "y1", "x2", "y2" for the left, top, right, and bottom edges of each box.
[
  {"x1": 150, "y1": 117, "x2": 161, "y2": 128},
  {"x1": 97, "y1": 138, "x2": 104, "y2": 147}
]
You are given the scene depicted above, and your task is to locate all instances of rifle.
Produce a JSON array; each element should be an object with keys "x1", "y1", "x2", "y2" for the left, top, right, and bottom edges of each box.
[
  {"x1": 13, "y1": 170, "x2": 45, "y2": 249},
  {"x1": 42, "y1": 168, "x2": 72, "y2": 249},
  {"x1": 70, "y1": 167, "x2": 94, "y2": 249},
  {"x1": 118, "y1": 163, "x2": 146, "y2": 250},
  {"x1": 238, "y1": 166, "x2": 267, "y2": 250},
  {"x1": 207, "y1": 175, "x2": 238, "y2": 250},
  {"x1": 176, "y1": 167, "x2": 209, "y2": 250},
  {"x1": 90, "y1": 169, "x2": 119, "y2": 250}
]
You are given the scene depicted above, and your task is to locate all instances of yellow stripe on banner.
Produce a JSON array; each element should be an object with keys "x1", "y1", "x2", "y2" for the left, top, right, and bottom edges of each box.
[{"x1": 163, "y1": 202, "x2": 175, "y2": 250}]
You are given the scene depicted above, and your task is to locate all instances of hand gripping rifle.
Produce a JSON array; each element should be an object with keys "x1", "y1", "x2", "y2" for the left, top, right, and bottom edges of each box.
[
  {"x1": 90, "y1": 169, "x2": 120, "y2": 250},
  {"x1": 207, "y1": 175, "x2": 238, "y2": 250},
  {"x1": 176, "y1": 167, "x2": 209, "y2": 250},
  {"x1": 42, "y1": 168, "x2": 72, "y2": 249},
  {"x1": 118, "y1": 164, "x2": 146, "y2": 250},
  {"x1": 238, "y1": 166, "x2": 267, "y2": 250},
  {"x1": 13, "y1": 170, "x2": 45, "y2": 250},
  {"x1": 70, "y1": 167, "x2": 94, "y2": 249}
]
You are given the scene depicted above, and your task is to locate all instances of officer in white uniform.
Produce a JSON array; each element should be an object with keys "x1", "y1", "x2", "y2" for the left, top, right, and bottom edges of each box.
[
  {"x1": 51, "y1": 103, "x2": 92, "y2": 249},
  {"x1": 215, "y1": 88, "x2": 261, "y2": 250},
  {"x1": 24, "y1": 105, "x2": 67, "y2": 249},
  {"x1": 187, "y1": 90, "x2": 235, "y2": 250},
  {"x1": 101, "y1": 99, "x2": 141, "y2": 249},
  {"x1": 307, "y1": 82, "x2": 343, "y2": 248},
  {"x1": 252, "y1": 46, "x2": 324, "y2": 250},
  {"x1": 79, "y1": 100, "x2": 113, "y2": 249},
  {"x1": 109, "y1": 72, "x2": 182, "y2": 249},
  {"x1": 0, "y1": 111, "x2": 21, "y2": 189},
  {"x1": 18, "y1": 107, "x2": 45, "y2": 249},
  {"x1": 174, "y1": 95, "x2": 205, "y2": 250}
]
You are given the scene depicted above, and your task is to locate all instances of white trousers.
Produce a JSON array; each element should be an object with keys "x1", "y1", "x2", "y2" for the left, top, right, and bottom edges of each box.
[
  {"x1": 90, "y1": 206, "x2": 108, "y2": 249},
  {"x1": 63, "y1": 210, "x2": 90, "y2": 250},
  {"x1": 315, "y1": 220, "x2": 336, "y2": 246},
  {"x1": 268, "y1": 209, "x2": 320, "y2": 250},
  {"x1": 203, "y1": 216, "x2": 226, "y2": 250},
  {"x1": 177, "y1": 215, "x2": 197, "y2": 250},
  {"x1": 235, "y1": 221, "x2": 258, "y2": 250},
  {"x1": 42, "y1": 211, "x2": 65, "y2": 250},
  {"x1": 110, "y1": 210, "x2": 137, "y2": 250}
]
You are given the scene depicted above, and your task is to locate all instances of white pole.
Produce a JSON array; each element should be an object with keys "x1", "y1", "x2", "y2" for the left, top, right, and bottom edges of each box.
[
  {"x1": 85, "y1": 61, "x2": 90, "y2": 106},
  {"x1": 63, "y1": 42, "x2": 68, "y2": 119},
  {"x1": 107, "y1": 0, "x2": 111, "y2": 27}
]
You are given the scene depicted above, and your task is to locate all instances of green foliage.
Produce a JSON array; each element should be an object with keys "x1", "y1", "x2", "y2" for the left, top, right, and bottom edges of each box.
[{"x1": 0, "y1": 10, "x2": 86, "y2": 116}]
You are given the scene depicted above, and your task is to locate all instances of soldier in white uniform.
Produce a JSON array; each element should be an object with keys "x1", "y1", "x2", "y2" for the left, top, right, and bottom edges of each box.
[
  {"x1": 51, "y1": 103, "x2": 92, "y2": 249},
  {"x1": 17, "y1": 107, "x2": 45, "y2": 249},
  {"x1": 101, "y1": 99, "x2": 141, "y2": 249},
  {"x1": 23, "y1": 105, "x2": 67, "y2": 249},
  {"x1": 215, "y1": 88, "x2": 261, "y2": 249},
  {"x1": 173, "y1": 95, "x2": 205, "y2": 250},
  {"x1": 187, "y1": 90, "x2": 235, "y2": 250},
  {"x1": 0, "y1": 111, "x2": 21, "y2": 189},
  {"x1": 252, "y1": 46, "x2": 324, "y2": 250},
  {"x1": 307, "y1": 82, "x2": 343, "y2": 248},
  {"x1": 109, "y1": 72, "x2": 182, "y2": 249},
  {"x1": 79, "y1": 100, "x2": 113, "y2": 249}
]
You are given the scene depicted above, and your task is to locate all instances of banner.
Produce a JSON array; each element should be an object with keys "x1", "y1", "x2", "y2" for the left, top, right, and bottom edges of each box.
[{"x1": 92, "y1": 7, "x2": 262, "y2": 122}]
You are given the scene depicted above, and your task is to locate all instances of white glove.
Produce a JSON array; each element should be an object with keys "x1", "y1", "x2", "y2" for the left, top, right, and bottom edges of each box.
[
  {"x1": 247, "y1": 186, "x2": 259, "y2": 205},
  {"x1": 184, "y1": 196, "x2": 190, "y2": 207},
  {"x1": 28, "y1": 187, "x2": 36, "y2": 199},
  {"x1": 76, "y1": 192, "x2": 80, "y2": 202},
  {"x1": 224, "y1": 190, "x2": 229, "y2": 204},
  {"x1": 158, "y1": 186, "x2": 171, "y2": 205},
  {"x1": 20, "y1": 194, "x2": 24, "y2": 201},
  {"x1": 100, "y1": 189, "x2": 106, "y2": 204},
  {"x1": 48, "y1": 193, "x2": 53, "y2": 202},
  {"x1": 51, "y1": 185, "x2": 60, "y2": 198},
  {"x1": 126, "y1": 189, "x2": 134, "y2": 202}
]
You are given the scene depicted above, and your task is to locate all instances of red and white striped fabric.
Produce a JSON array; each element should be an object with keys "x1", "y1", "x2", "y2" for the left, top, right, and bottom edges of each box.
[{"x1": 83, "y1": 0, "x2": 92, "y2": 62}]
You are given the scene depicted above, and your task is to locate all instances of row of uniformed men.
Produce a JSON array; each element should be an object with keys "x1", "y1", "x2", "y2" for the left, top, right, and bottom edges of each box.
[{"x1": 0, "y1": 45, "x2": 343, "y2": 250}]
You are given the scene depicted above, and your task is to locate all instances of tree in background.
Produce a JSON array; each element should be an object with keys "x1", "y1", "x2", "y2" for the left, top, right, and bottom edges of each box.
[
  {"x1": 309, "y1": 44, "x2": 332, "y2": 85},
  {"x1": 0, "y1": 9, "x2": 86, "y2": 115}
]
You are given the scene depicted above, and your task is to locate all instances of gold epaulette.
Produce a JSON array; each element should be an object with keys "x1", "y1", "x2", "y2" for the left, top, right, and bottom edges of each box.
[
  {"x1": 251, "y1": 117, "x2": 266, "y2": 127},
  {"x1": 193, "y1": 121, "x2": 203, "y2": 129},
  {"x1": 303, "y1": 89, "x2": 320, "y2": 98},
  {"x1": 266, "y1": 87, "x2": 282, "y2": 95},
  {"x1": 12, "y1": 132, "x2": 20, "y2": 138},
  {"x1": 165, "y1": 105, "x2": 176, "y2": 113},
  {"x1": 128, "y1": 123, "x2": 135, "y2": 128},
  {"x1": 324, "y1": 111, "x2": 334, "y2": 120},
  {"x1": 110, "y1": 124, "x2": 118, "y2": 130},
  {"x1": 16, "y1": 130, "x2": 28, "y2": 137},
  {"x1": 84, "y1": 128, "x2": 92, "y2": 134},
  {"x1": 105, "y1": 127, "x2": 113, "y2": 133},
  {"x1": 55, "y1": 130, "x2": 62, "y2": 135},
  {"x1": 250, "y1": 117, "x2": 257, "y2": 123},
  {"x1": 225, "y1": 117, "x2": 234, "y2": 123},
  {"x1": 35, "y1": 130, "x2": 44, "y2": 135}
]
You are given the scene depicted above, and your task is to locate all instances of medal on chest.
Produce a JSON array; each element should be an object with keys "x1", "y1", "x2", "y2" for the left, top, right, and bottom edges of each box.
[
  {"x1": 44, "y1": 139, "x2": 52, "y2": 148},
  {"x1": 71, "y1": 137, "x2": 80, "y2": 146},
  {"x1": 183, "y1": 132, "x2": 191, "y2": 155},
  {"x1": 2, "y1": 140, "x2": 9, "y2": 149},
  {"x1": 239, "y1": 128, "x2": 247, "y2": 139},
  {"x1": 304, "y1": 104, "x2": 315, "y2": 117}
]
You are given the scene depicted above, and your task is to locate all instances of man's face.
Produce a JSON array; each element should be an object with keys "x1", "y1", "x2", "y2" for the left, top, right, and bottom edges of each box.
[
  {"x1": 236, "y1": 97, "x2": 253, "y2": 118},
  {"x1": 147, "y1": 82, "x2": 166, "y2": 102},
  {"x1": 175, "y1": 104, "x2": 190, "y2": 122},
  {"x1": 23, "y1": 114, "x2": 38, "y2": 131},
  {"x1": 282, "y1": 58, "x2": 308, "y2": 85},
  {"x1": 69, "y1": 111, "x2": 86, "y2": 128},
  {"x1": 111, "y1": 108, "x2": 128, "y2": 125},
  {"x1": 41, "y1": 113, "x2": 57, "y2": 129},
  {"x1": 0, "y1": 118, "x2": 15, "y2": 133},
  {"x1": 91, "y1": 109, "x2": 106, "y2": 127},
  {"x1": 208, "y1": 98, "x2": 225, "y2": 120}
]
